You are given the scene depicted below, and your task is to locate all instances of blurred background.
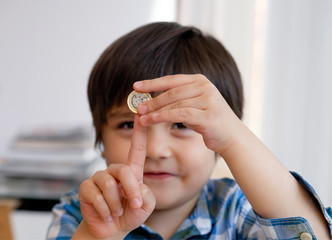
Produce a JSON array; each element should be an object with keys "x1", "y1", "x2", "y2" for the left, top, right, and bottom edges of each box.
[{"x1": 0, "y1": 0, "x2": 331, "y2": 239}]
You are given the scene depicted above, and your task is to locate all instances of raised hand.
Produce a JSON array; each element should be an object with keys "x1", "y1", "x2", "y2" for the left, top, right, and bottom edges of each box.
[
  {"x1": 134, "y1": 74, "x2": 243, "y2": 155},
  {"x1": 75, "y1": 115, "x2": 155, "y2": 239},
  {"x1": 134, "y1": 74, "x2": 332, "y2": 239}
]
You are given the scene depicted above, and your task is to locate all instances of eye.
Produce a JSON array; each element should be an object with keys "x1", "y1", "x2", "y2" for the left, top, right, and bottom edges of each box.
[
  {"x1": 118, "y1": 121, "x2": 134, "y2": 129},
  {"x1": 173, "y1": 122, "x2": 188, "y2": 129}
]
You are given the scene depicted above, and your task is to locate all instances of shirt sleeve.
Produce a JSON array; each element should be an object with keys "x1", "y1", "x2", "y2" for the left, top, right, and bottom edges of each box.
[
  {"x1": 252, "y1": 172, "x2": 332, "y2": 239},
  {"x1": 46, "y1": 189, "x2": 82, "y2": 240}
]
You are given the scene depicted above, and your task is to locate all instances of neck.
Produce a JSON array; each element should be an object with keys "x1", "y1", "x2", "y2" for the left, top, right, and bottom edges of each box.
[{"x1": 144, "y1": 195, "x2": 199, "y2": 240}]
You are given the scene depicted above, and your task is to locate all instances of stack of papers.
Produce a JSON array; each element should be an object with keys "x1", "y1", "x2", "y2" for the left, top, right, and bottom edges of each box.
[{"x1": 0, "y1": 125, "x2": 105, "y2": 200}]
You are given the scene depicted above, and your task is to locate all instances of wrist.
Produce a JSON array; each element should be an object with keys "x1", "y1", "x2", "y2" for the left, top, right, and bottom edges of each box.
[
  {"x1": 216, "y1": 119, "x2": 248, "y2": 158},
  {"x1": 72, "y1": 220, "x2": 129, "y2": 240}
]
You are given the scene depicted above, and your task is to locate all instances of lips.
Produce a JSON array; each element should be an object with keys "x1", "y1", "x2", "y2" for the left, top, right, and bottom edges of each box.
[{"x1": 143, "y1": 172, "x2": 175, "y2": 179}]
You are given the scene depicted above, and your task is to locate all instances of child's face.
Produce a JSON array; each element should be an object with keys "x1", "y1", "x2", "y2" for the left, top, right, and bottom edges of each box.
[{"x1": 102, "y1": 104, "x2": 216, "y2": 210}]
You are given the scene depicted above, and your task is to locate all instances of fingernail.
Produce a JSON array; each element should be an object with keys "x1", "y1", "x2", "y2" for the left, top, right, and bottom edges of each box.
[
  {"x1": 113, "y1": 208, "x2": 123, "y2": 217},
  {"x1": 130, "y1": 198, "x2": 142, "y2": 209},
  {"x1": 134, "y1": 81, "x2": 143, "y2": 88},
  {"x1": 137, "y1": 104, "x2": 147, "y2": 114},
  {"x1": 152, "y1": 112, "x2": 160, "y2": 120},
  {"x1": 139, "y1": 115, "x2": 148, "y2": 124},
  {"x1": 104, "y1": 216, "x2": 113, "y2": 223}
]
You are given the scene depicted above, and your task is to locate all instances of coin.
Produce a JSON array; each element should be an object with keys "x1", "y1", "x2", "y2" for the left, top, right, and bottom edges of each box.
[{"x1": 127, "y1": 90, "x2": 152, "y2": 113}]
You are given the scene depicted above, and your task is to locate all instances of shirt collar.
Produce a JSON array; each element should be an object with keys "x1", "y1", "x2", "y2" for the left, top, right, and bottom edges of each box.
[
  {"x1": 135, "y1": 183, "x2": 214, "y2": 239},
  {"x1": 177, "y1": 184, "x2": 213, "y2": 236}
]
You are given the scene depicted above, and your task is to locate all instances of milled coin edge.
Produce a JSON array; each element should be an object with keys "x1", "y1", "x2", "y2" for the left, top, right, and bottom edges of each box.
[{"x1": 127, "y1": 90, "x2": 152, "y2": 113}]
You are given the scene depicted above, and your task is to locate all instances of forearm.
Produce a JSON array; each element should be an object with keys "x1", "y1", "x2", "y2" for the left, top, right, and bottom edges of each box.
[{"x1": 219, "y1": 122, "x2": 330, "y2": 238}]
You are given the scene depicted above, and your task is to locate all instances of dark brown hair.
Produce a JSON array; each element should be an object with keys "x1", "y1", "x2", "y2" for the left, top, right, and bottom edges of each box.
[{"x1": 88, "y1": 22, "x2": 243, "y2": 146}]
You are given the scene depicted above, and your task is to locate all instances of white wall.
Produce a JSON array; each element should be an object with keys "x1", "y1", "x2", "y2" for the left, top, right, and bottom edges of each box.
[
  {"x1": 0, "y1": 0, "x2": 176, "y2": 155},
  {"x1": 178, "y1": 0, "x2": 332, "y2": 207},
  {"x1": 261, "y1": 0, "x2": 332, "y2": 206},
  {"x1": 1, "y1": 1, "x2": 177, "y2": 239}
]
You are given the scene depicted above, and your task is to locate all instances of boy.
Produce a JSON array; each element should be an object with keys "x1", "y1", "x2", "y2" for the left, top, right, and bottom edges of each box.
[{"x1": 47, "y1": 22, "x2": 332, "y2": 239}]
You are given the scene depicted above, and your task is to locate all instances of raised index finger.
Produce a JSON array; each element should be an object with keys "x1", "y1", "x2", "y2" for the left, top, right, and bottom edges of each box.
[{"x1": 127, "y1": 114, "x2": 147, "y2": 183}]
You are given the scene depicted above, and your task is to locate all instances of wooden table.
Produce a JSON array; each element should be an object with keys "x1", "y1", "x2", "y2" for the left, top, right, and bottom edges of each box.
[{"x1": 0, "y1": 199, "x2": 20, "y2": 240}]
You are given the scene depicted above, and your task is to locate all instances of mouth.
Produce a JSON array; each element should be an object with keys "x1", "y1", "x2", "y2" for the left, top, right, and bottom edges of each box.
[{"x1": 143, "y1": 172, "x2": 175, "y2": 179}]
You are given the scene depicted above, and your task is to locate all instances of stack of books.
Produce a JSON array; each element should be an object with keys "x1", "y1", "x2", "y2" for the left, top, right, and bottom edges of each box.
[{"x1": 0, "y1": 125, "x2": 105, "y2": 203}]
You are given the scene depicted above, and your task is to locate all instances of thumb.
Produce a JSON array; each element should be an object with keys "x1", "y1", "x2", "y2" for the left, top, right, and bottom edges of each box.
[{"x1": 139, "y1": 184, "x2": 156, "y2": 215}]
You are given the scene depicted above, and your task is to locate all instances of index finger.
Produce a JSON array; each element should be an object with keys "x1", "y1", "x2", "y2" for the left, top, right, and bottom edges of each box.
[
  {"x1": 133, "y1": 74, "x2": 196, "y2": 93},
  {"x1": 127, "y1": 114, "x2": 147, "y2": 182}
]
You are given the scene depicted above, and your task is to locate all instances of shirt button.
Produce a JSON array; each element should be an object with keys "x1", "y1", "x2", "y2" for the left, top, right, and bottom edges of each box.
[{"x1": 300, "y1": 232, "x2": 313, "y2": 240}]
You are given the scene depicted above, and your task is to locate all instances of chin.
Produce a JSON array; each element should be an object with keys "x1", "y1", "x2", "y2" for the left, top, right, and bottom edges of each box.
[{"x1": 153, "y1": 201, "x2": 177, "y2": 211}]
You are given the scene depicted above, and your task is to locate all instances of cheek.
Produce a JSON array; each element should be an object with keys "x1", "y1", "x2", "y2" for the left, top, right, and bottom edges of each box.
[
  {"x1": 176, "y1": 140, "x2": 216, "y2": 174},
  {"x1": 191, "y1": 151, "x2": 216, "y2": 172},
  {"x1": 104, "y1": 139, "x2": 132, "y2": 165}
]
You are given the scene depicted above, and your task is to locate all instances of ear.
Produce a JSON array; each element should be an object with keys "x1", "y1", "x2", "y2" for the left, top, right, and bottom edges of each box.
[{"x1": 101, "y1": 151, "x2": 106, "y2": 159}]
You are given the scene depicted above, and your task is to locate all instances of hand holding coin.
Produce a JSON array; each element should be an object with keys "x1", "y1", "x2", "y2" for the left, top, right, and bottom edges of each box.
[
  {"x1": 132, "y1": 75, "x2": 238, "y2": 154},
  {"x1": 127, "y1": 90, "x2": 152, "y2": 113}
]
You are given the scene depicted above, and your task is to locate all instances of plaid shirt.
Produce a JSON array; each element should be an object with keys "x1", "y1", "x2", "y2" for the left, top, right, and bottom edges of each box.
[{"x1": 47, "y1": 172, "x2": 332, "y2": 239}]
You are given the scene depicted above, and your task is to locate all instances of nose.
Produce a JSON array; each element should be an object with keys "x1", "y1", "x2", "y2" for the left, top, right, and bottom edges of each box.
[{"x1": 146, "y1": 126, "x2": 172, "y2": 161}]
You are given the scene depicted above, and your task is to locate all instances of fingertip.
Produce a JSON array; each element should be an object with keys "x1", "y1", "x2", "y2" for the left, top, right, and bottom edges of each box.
[
  {"x1": 151, "y1": 112, "x2": 160, "y2": 121},
  {"x1": 140, "y1": 184, "x2": 156, "y2": 212},
  {"x1": 133, "y1": 81, "x2": 143, "y2": 89},
  {"x1": 130, "y1": 198, "x2": 142, "y2": 209},
  {"x1": 135, "y1": 113, "x2": 146, "y2": 126},
  {"x1": 113, "y1": 207, "x2": 124, "y2": 217},
  {"x1": 139, "y1": 115, "x2": 148, "y2": 125},
  {"x1": 104, "y1": 216, "x2": 113, "y2": 223},
  {"x1": 137, "y1": 104, "x2": 147, "y2": 115}
]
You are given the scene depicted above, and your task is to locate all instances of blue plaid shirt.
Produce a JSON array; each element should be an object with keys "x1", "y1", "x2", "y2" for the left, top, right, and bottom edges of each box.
[{"x1": 47, "y1": 172, "x2": 332, "y2": 239}]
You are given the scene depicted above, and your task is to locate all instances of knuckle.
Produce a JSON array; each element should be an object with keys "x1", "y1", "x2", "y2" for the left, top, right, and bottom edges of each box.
[
  {"x1": 179, "y1": 108, "x2": 189, "y2": 118},
  {"x1": 107, "y1": 163, "x2": 118, "y2": 172},
  {"x1": 167, "y1": 89, "x2": 177, "y2": 100},
  {"x1": 80, "y1": 179, "x2": 90, "y2": 188},
  {"x1": 171, "y1": 101, "x2": 181, "y2": 110},
  {"x1": 201, "y1": 80, "x2": 211, "y2": 89},
  {"x1": 93, "y1": 170, "x2": 104, "y2": 178},
  {"x1": 140, "y1": 184, "x2": 150, "y2": 195},
  {"x1": 78, "y1": 180, "x2": 91, "y2": 198},
  {"x1": 125, "y1": 186, "x2": 138, "y2": 198},
  {"x1": 132, "y1": 142, "x2": 145, "y2": 152},
  {"x1": 94, "y1": 193, "x2": 105, "y2": 205},
  {"x1": 205, "y1": 95, "x2": 215, "y2": 105},
  {"x1": 150, "y1": 98, "x2": 159, "y2": 111},
  {"x1": 145, "y1": 79, "x2": 152, "y2": 87},
  {"x1": 163, "y1": 75, "x2": 174, "y2": 82},
  {"x1": 118, "y1": 165, "x2": 131, "y2": 176},
  {"x1": 104, "y1": 178, "x2": 117, "y2": 189},
  {"x1": 195, "y1": 73, "x2": 204, "y2": 78},
  {"x1": 195, "y1": 73, "x2": 207, "y2": 81}
]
